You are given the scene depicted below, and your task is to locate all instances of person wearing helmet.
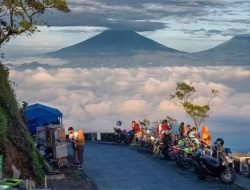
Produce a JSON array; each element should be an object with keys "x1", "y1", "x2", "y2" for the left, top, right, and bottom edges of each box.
[
  {"x1": 213, "y1": 138, "x2": 231, "y2": 165},
  {"x1": 116, "y1": 120, "x2": 122, "y2": 127}
]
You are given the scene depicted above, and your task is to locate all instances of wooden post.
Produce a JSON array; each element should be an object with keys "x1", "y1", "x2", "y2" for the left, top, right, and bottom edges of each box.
[
  {"x1": 25, "y1": 179, "x2": 29, "y2": 190},
  {"x1": 45, "y1": 175, "x2": 47, "y2": 189}
]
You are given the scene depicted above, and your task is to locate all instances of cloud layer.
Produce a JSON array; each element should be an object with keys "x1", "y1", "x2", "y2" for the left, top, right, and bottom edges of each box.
[{"x1": 10, "y1": 66, "x2": 250, "y2": 137}]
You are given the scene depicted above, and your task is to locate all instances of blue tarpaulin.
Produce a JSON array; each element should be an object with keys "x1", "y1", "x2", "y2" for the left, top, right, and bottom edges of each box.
[{"x1": 25, "y1": 103, "x2": 63, "y2": 135}]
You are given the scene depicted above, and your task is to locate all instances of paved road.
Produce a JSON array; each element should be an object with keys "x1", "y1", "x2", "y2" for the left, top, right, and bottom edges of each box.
[{"x1": 84, "y1": 143, "x2": 239, "y2": 190}]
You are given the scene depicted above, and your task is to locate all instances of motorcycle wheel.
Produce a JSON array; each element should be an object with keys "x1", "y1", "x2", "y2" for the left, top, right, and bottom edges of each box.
[
  {"x1": 149, "y1": 144, "x2": 154, "y2": 155},
  {"x1": 195, "y1": 164, "x2": 206, "y2": 180},
  {"x1": 157, "y1": 150, "x2": 165, "y2": 160},
  {"x1": 168, "y1": 152, "x2": 176, "y2": 161},
  {"x1": 182, "y1": 160, "x2": 193, "y2": 169},
  {"x1": 152, "y1": 144, "x2": 158, "y2": 155},
  {"x1": 128, "y1": 137, "x2": 133, "y2": 144},
  {"x1": 176, "y1": 155, "x2": 181, "y2": 166},
  {"x1": 123, "y1": 137, "x2": 129, "y2": 145},
  {"x1": 113, "y1": 135, "x2": 121, "y2": 143},
  {"x1": 221, "y1": 167, "x2": 236, "y2": 184},
  {"x1": 197, "y1": 169, "x2": 206, "y2": 180}
]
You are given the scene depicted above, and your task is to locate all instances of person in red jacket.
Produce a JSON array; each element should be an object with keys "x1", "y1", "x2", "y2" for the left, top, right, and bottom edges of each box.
[
  {"x1": 131, "y1": 121, "x2": 141, "y2": 143},
  {"x1": 158, "y1": 119, "x2": 171, "y2": 143}
]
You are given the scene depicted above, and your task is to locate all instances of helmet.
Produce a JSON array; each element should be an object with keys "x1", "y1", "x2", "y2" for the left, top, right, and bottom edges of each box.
[
  {"x1": 146, "y1": 129, "x2": 152, "y2": 135},
  {"x1": 116, "y1": 121, "x2": 122, "y2": 126},
  {"x1": 162, "y1": 119, "x2": 168, "y2": 124},
  {"x1": 214, "y1": 138, "x2": 224, "y2": 147}
]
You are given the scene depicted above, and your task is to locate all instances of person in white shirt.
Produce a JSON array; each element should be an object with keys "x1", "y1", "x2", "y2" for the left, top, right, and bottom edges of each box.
[{"x1": 68, "y1": 127, "x2": 79, "y2": 166}]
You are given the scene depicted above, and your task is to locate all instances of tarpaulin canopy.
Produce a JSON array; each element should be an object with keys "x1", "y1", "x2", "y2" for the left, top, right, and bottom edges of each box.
[{"x1": 25, "y1": 103, "x2": 63, "y2": 135}]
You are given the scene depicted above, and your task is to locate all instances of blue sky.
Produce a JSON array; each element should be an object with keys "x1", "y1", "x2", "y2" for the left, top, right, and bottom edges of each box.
[{"x1": 1, "y1": 0, "x2": 250, "y2": 58}]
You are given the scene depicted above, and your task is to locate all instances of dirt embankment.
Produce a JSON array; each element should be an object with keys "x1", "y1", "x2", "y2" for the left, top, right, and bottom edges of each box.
[{"x1": 0, "y1": 64, "x2": 43, "y2": 183}]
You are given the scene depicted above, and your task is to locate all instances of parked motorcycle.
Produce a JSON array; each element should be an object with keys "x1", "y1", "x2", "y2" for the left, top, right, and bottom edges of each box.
[
  {"x1": 175, "y1": 137, "x2": 200, "y2": 169},
  {"x1": 157, "y1": 143, "x2": 176, "y2": 160},
  {"x1": 156, "y1": 133, "x2": 176, "y2": 160},
  {"x1": 149, "y1": 136, "x2": 159, "y2": 155},
  {"x1": 193, "y1": 138, "x2": 235, "y2": 184},
  {"x1": 175, "y1": 146, "x2": 193, "y2": 169},
  {"x1": 127, "y1": 129, "x2": 135, "y2": 144},
  {"x1": 168, "y1": 145, "x2": 181, "y2": 161},
  {"x1": 113, "y1": 127, "x2": 129, "y2": 144}
]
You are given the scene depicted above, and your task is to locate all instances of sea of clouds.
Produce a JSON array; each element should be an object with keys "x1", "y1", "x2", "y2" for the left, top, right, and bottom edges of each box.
[{"x1": 9, "y1": 65, "x2": 250, "y2": 151}]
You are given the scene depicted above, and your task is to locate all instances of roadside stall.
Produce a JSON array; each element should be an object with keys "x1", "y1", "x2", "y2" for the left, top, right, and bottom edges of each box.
[
  {"x1": 45, "y1": 124, "x2": 69, "y2": 167},
  {"x1": 25, "y1": 103, "x2": 70, "y2": 168}
]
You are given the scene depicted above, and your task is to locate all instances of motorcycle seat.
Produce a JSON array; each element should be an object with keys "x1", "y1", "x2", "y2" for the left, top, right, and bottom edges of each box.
[{"x1": 201, "y1": 154, "x2": 220, "y2": 167}]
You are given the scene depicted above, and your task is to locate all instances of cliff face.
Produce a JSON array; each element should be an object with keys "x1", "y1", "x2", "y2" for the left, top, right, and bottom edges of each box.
[{"x1": 0, "y1": 63, "x2": 44, "y2": 183}]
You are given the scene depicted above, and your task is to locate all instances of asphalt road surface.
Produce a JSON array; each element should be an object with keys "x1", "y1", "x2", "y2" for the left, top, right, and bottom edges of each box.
[{"x1": 84, "y1": 143, "x2": 239, "y2": 190}]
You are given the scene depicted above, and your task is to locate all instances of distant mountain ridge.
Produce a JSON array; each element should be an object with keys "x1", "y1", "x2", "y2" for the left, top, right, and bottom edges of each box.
[
  {"x1": 197, "y1": 34, "x2": 250, "y2": 54},
  {"x1": 14, "y1": 32, "x2": 249, "y2": 69},
  {"x1": 48, "y1": 30, "x2": 183, "y2": 57},
  {"x1": 233, "y1": 34, "x2": 250, "y2": 41},
  {"x1": 194, "y1": 34, "x2": 250, "y2": 65}
]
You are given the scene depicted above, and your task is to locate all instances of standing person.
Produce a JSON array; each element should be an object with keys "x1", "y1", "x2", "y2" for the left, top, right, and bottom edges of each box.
[
  {"x1": 68, "y1": 127, "x2": 79, "y2": 166},
  {"x1": 139, "y1": 121, "x2": 146, "y2": 142},
  {"x1": 200, "y1": 125, "x2": 212, "y2": 147},
  {"x1": 131, "y1": 121, "x2": 141, "y2": 143},
  {"x1": 178, "y1": 122, "x2": 185, "y2": 138},
  {"x1": 188, "y1": 127, "x2": 199, "y2": 139},
  {"x1": 76, "y1": 128, "x2": 85, "y2": 169},
  {"x1": 188, "y1": 127, "x2": 200, "y2": 150},
  {"x1": 186, "y1": 124, "x2": 191, "y2": 135}
]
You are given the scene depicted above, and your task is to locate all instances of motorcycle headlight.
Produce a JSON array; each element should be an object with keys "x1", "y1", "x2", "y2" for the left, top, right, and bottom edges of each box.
[{"x1": 226, "y1": 156, "x2": 234, "y2": 163}]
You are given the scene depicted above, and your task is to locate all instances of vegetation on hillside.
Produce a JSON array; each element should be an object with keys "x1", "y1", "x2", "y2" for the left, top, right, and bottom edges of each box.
[
  {"x1": 0, "y1": 0, "x2": 69, "y2": 184},
  {"x1": 0, "y1": 64, "x2": 44, "y2": 182}
]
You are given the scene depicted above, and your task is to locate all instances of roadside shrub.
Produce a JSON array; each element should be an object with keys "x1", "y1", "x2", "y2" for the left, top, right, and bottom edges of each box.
[{"x1": 0, "y1": 107, "x2": 7, "y2": 139}]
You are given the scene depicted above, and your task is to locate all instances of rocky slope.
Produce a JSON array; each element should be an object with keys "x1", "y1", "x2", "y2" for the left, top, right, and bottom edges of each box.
[{"x1": 0, "y1": 63, "x2": 44, "y2": 183}]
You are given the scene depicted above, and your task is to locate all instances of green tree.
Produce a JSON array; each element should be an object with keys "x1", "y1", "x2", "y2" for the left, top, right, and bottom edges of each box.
[
  {"x1": 0, "y1": 0, "x2": 69, "y2": 46},
  {"x1": 20, "y1": 101, "x2": 28, "y2": 121},
  {"x1": 141, "y1": 118, "x2": 150, "y2": 126},
  {"x1": 166, "y1": 115, "x2": 177, "y2": 128},
  {"x1": 171, "y1": 82, "x2": 219, "y2": 129}
]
